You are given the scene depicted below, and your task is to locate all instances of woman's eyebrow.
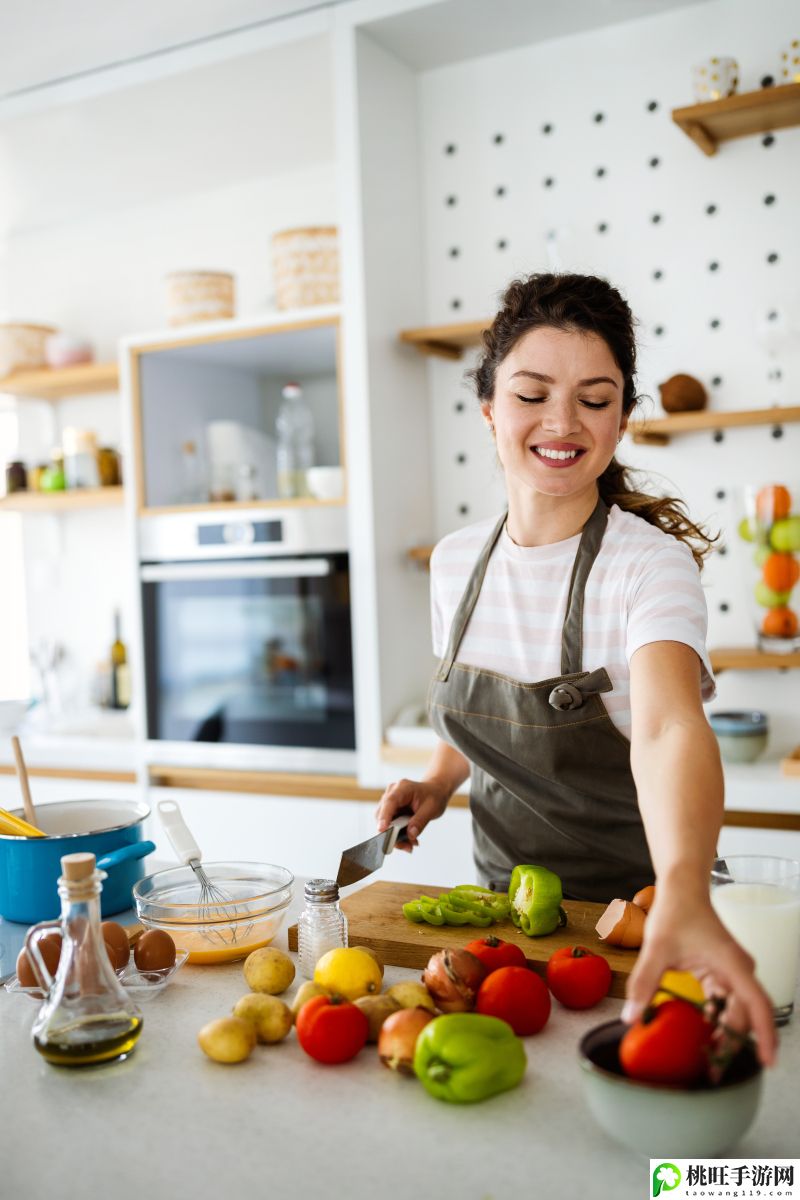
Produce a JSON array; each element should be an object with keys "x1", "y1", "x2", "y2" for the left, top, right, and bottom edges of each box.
[{"x1": 510, "y1": 369, "x2": 619, "y2": 389}]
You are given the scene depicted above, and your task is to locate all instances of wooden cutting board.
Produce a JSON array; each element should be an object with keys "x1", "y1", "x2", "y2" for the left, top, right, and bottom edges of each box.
[{"x1": 288, "y1": 880, "x2": 638, "y2": 998}]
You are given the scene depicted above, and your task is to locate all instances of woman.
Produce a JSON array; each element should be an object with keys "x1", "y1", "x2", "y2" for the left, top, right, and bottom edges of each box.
[{"x1": 377, "y1": 273, "x2": 776, "y2": 1063}]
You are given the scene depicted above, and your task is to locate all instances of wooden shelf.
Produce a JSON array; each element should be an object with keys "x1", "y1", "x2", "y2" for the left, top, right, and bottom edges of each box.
[
  {"x1": 709, "y1": 647, "x2": 800, "y2": 673},
  {"x1": 0, "y1": 361, "x2": 119, "y2": 400},
  {"x1": 672, "y1": 82, "x2": 800, "y2": 156},
  {"x1": 628, "y1": 405, "x2": 800, "y2": 446},
  {"x1": 407, "y1": 544, "x2": 434, "y2": 567},
  {"x1": 147, "y1": 766, "x2": 384, "y2": 802},
  {"x1": 399, "y1": 320, "x2": 487, "y2": 360},
  {"x1": 0, "y1": 486, "x2": 124, "y2": 513}
]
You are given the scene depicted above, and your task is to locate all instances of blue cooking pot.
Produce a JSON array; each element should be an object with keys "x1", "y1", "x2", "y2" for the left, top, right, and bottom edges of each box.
[{"x1": 0, "y1": 798, "x2": 154, "y2": 924}]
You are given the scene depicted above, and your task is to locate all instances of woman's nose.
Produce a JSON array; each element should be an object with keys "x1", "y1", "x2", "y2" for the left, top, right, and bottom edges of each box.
[{"x1": 542, "y1": 400, "x2": 580, "y2": 435}]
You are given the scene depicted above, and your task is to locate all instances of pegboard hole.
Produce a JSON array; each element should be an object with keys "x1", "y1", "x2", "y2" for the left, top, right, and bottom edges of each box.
[
  {"x1": 646, "y1": 100, "x2": 659, "y2": 112},
  {"x1": 764, "y1": 193, "x2": 776, "y2": 205},
  {"x1": 654, "y1": 325, "x2": 665, "y2": 337},
  {"x1": 708, "y1": 261, "x2": 720, "y2": 272},
  {"x1": 456, "y1": 453, "x2": 467, "y2": 465},
  {"x1": 771, "y1": 426, "x2": 784, "y2": 439},
  {"x1": 709, "y1": 318, "x2": 721, "y2": 330},
  {"x1": 543, "y1": 177, "x2": 556, "y2": 188},
  {"x1": 715, "y1": 489, "x2": 726, "y2": 500},
  {"x1": 596, "y1": 222, "x2": 609, "y2": 234},
  {"x1": 649, "y1": 156, "x2": 661, "y2": 168},
  {"x1": 713, "y1": 430, "x2": 725, "y2": 444},
  {"x1": 445, "y1": 195, "x2": 457, "y2": 207},
  {"x1": 458, "y1": 504, "x2": 469, "y2": 516},
  {"x1": 542, "y1": 123, "x2": 554, "y2": 134},
  {"x1": 444, "y1": 143, "x2": 457, "y2": 155},
  {"x1": 767, "y1": 252, "x2": 779, "y2": 264},
  {"x1": 449, "y1": 247, "x2": 460, "y2": 258},
  {"x1": 595, "y1": 166, "x2": 607, "y2": 178},
  {"x1": 711, "y1": 375, "x2": 723, "y2": 387},
  {"x1": 495, "y1": 185, "x2": 507, "y2": 198},
  {"x1": 593, "y1": 112, "x2": 605, "y2": 123},
  {"x1": 493, "y1": 133, "x2": 505, "y2": 145},
  {"x1": 451, "y1": 299, "x2": 462, "y2": 310},
  {"x1": 705, "y1": 204, "x2": 718, "y2": 216},
  {"x1": 762, "y1": 134, "x2": 775, "y2": 147},
  {"x1": 454, "y1": 401, "x2": 466, "y2": 413},
  {"x1": 652, "y1": 269, "x2": 664, "y2": 281},
  {"x1": 496, "y1": 239, "x2": 508, "y2": 251},
  {"x1": 719, "y1": 602, "x2": 730, "y2": 613}
]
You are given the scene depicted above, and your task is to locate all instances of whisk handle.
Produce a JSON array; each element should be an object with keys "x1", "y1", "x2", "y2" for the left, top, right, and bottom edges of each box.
[{"x1": 158, "y1": 799, "x2": 202, "y2": 866}]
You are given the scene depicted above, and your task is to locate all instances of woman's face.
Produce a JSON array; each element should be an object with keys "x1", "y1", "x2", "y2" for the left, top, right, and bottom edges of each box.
[{"x1": 482, "y1": 325, "x2": 628, "y2": 502}]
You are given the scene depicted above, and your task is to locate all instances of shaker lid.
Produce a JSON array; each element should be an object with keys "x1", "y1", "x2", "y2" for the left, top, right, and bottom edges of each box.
[{"x1": 304, "y1": 878, "x2": 339, "y2": 902}]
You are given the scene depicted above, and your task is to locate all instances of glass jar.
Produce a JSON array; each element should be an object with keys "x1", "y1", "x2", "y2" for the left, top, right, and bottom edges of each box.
[
  {"x1": 26, "y1": 852, "x2": 143, "y2": 1066},
  {"x1": 97, "y1": 446, "x2": 121, "y2": 487},
  {"x1": 62, "y1": 428, "x2": 99, "y2": 489},
  {"x1": 737, "y1": 482, "x2": 800, "y2": 651},
  {"x1": 297, "y1": 878, "x2": 348, "y2": 979},
  {"x1": 5, "y1": 460, "x2": 27, "y2": 493}
]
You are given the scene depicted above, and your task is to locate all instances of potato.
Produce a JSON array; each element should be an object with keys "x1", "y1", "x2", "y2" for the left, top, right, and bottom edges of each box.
[
  {"x1": 243, "y1": 947, "x2": 296, "y2": 995},
  {"x1": 386, "y1": 981, "x2": 437, "y2": 1013},
  {"x1": 233, "y1": 993, "x2": 292, "y2": 1044},
  {"x1": 354, "y1": 993, "x2": 400, "y2": 1042},
  {"x1": 290, "y1": 980, "x2": 330, "y2": 1022},
  {"x1": 197, "y1": 1017, "x2": 256, "y2": 1063}
]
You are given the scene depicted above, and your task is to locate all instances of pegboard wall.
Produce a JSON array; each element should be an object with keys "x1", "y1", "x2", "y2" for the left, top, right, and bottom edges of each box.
[{"x1": 414, "y1": 0, "x2": 800, "y2": 691}]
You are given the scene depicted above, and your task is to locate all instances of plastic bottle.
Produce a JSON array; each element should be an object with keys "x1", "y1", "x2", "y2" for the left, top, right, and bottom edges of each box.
[
  {"x1": 297, "y1": 878, "x2": 348, "y2": 979},
  {"x1": 27, "y1": 852, "x2": 143, "y2": 1066},
  {"x1": 276, "y1": 381, "x2": 314, "y2": 498}
]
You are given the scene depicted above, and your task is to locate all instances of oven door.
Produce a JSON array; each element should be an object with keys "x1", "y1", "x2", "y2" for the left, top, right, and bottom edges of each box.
[{"x1": 141, "y1": 554, "x2": 354, "y2": 750}]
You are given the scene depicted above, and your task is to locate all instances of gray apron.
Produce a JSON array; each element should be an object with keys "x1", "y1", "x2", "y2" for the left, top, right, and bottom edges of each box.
[{"x1": 428, "y1": 499, "x2": 654, "y2": 904}]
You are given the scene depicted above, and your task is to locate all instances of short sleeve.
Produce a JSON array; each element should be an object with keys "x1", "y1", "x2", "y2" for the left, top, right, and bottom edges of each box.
[
  {"x1": 429, "y1": 542, "x2": 446, "y2": 657},
  {"x1": 625, "y1": 540, "x2": 716, "y2": 701}
]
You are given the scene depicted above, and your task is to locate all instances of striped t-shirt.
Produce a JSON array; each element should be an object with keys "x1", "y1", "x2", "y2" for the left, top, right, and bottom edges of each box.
[{"x1": 430, "y1": 504, "x2": 715, "y2": 740}]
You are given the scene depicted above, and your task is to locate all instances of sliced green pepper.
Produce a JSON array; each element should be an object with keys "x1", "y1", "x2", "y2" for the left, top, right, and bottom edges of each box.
[
  {"x1": 402, "y1": 897, "x2": 446, "y2": 925},
  {"x1": 413, "y1": 1013, "x2": 527, "y2": 1103},
  {"x1": 439, "y1": 898, "x2": 493, "y2": 927},
  {"x1": 508, "y1": 864, "x2": 567, "y2": 937},
  {"x1": 450, "y1": 885, "x2": 511, "y2": 921},
  {"x1": 402, "y1": 887, "x2": 502, "y2": 928}
]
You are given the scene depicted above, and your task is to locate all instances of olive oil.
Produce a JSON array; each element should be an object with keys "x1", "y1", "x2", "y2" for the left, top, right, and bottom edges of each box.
[{"x1": 34, "y1": 1014, "x2": 143, "y2": 1066}]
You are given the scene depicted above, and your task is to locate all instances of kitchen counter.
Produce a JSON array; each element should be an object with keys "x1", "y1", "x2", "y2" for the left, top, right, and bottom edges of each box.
[{"x1": 1, "y1": 883, "x2": 798, "y2": 1200}]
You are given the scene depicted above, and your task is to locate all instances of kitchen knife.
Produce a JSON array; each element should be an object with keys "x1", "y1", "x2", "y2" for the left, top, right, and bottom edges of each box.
[{"x1": 336, "y1": 810, "x2": 413, "y2": 888}]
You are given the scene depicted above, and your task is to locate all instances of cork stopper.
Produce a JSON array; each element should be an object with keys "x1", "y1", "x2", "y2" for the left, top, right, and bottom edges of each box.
[{"x1": 61, "y1": 852, "x2": 96, "y2": 881}]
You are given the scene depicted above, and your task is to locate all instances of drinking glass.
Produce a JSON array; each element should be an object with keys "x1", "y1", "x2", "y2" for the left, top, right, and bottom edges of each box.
[{"x1": 710, "y1": 855, "x2": 800, "y2": 1024}]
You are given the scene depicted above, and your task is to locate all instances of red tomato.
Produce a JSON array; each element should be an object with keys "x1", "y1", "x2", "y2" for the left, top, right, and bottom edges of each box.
[
  {"x1": 545, "y1": 945, "x2": 612, "y2": 1010},
  {"x1": 619, "y1": 998, "x2": 712, "y2": 1087},
  {"x1": 464, "y1": 935, "x2": 527, "y2": 975},
  {"x1": 475, "y1": 965, "x2": 551, "y2": 1036},
  {"x1": 295, "y1": 994, "x2": 369, "y2": 1064}
]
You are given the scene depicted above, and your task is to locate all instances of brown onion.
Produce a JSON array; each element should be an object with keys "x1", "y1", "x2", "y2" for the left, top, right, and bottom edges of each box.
[
  {"x1": 421, "y1": 948, "x2": 487, "y2": 1012},
  {"x1": 378, "y1": 1006, "x2": 434, "y2": 1073}
]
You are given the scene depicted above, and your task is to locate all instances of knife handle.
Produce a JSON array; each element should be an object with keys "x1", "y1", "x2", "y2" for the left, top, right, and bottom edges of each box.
[{"x1": 383, "y1": 810, "x2": 412, "y2": 853}]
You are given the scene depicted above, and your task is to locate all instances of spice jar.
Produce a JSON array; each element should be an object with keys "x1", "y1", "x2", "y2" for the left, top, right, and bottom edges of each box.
[
  {"x1": 297, "y1": 878, "x2": 348, "y2": 979},
  {"x1": 5, "y1": 460, "x2": 27, "y2": 493},
  {"x1": 62, "y1": 428, "x2": 99, "y2": 489},
  {"x1": 97, "y1": 446, "x2": 121, "y2": 487}
]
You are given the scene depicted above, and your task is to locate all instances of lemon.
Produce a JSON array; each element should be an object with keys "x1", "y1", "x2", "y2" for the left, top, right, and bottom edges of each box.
[
  {"x1": 314, "y1": 946, "x2": 382, "y2": 1001},
  {"x1": 652, "y1": 969, "x2": 705, "y2": 1007}
]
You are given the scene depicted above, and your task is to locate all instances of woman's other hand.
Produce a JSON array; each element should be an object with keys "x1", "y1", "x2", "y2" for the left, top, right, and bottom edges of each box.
[
  {"x1": 375, "y1": 778, "x2": 450, "y2": 851},
  {"x1": 621, "y1": 884, "x2": 777, "y2": 1068}
]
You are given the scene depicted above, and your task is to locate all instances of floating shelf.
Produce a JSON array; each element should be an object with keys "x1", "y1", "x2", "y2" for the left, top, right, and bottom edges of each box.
[
  {"x1": 407, "y1": 544, "x2": 434, "y2": 567},
  {"x1": 0, "y1": 487, "x2": 124, "y2": 513},
  {"x1": 0, "y1": 361, "x2": 119, "y2": 401},
  {"x1": 399, "y1": 320, "x2": 486, "y2": 360},
  {"x1": 709, "y1": 647, "x2": 800, "y2": 673},
  {"x1": 672, "y1": 82, "x2": 800, "y2": 156},
  {"x1": 140, "y1": 496, "x2": 346, "y2": 516},
  {"x1": 629, "y1": 405, "x2": 800, "y2": 445}
]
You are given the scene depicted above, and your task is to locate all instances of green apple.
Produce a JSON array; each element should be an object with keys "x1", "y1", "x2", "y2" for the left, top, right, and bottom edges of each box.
[
  {"x1": 753, "y1": 545, "x2": 771, "y2": 567},
  {"x1": 754, "y1": 580, "x2": 791, "y2": 608},
  {"x1": 738, "y1": 516, "x2": 757, "y2": 542},
  {"x1": 770, "y1": 517, "x2": 800, "y2": 553}
]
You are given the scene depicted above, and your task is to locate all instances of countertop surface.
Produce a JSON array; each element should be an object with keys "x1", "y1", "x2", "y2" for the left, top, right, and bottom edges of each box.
[{"x1": 0, "y1": 881, "x2": 798, "y2": 1200}]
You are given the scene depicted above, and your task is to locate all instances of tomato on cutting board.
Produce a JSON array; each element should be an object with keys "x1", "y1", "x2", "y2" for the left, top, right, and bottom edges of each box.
[
  {"x1": 619, "y1": 998, "x2": 713, "y2": 1086},
  {"x1": 464, "y1": 935, "x2": 528, "y2": 975},
  {"x1": 545, "y1": 945, "x2": 612, "y2": 1010},
  {"x1": 295, "y1": 994, "x2": 369, "y2": 1064}
]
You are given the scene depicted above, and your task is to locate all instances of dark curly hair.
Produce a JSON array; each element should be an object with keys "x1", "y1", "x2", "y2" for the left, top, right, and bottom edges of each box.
[{"x1": 468, "y1": 272, "x2": 716, "y2": 568}]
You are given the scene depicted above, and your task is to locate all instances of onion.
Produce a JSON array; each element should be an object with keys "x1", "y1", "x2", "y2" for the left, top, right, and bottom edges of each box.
[
  {"x1": 421, "y1": 948, "x2": 487, "y2": 1012},
  {"x1": 378, "y1": 1007, "x2": 434, "y2": 1073}
]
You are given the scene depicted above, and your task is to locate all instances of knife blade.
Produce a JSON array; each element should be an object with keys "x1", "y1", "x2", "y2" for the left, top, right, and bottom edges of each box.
[{"x1": 336, "y1": 810, "x2": 412, "y2": 888}]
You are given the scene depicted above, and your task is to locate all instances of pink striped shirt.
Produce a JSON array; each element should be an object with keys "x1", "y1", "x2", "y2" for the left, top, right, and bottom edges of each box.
[{"x1": 430, "y1": 504, "x2": 715, "y2": 739}]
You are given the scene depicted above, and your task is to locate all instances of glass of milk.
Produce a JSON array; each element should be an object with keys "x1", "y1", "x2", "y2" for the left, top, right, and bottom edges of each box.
[{"x1": 711, "y1": 856, "x2": 800, "y2": 1024}]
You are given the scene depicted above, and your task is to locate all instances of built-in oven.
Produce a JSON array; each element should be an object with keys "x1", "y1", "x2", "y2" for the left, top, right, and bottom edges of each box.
[{"x1": 139, "y1": 507, "x2": 355, "y2": 771}]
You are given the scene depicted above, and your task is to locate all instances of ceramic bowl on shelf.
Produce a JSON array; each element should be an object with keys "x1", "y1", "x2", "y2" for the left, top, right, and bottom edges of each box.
[
  {"x1": 578, "y1": 1020, "x2": 762, "y2": 1158},
  {"x1": 0, "y1": 323, "x2": 58, "y2": 376},
  {"x1": 708, "y1": 710, "x2": 769, "y2": 764},
  {"x1": 133, "y1": 861, "x2": 293, "y2": 964},
  {"x1": 306, "y1": 466, "x2": 345, "y2": 501}
]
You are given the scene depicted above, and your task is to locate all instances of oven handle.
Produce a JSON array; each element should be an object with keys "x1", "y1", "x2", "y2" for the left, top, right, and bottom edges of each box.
[{"x1": 140, "y1": 559, "x2": 332, "y2": 582}]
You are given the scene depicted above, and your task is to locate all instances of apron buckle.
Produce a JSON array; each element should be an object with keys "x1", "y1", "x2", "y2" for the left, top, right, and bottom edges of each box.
[{"x1": 548, "y1": 682, "x2": 584, "y2": 711}]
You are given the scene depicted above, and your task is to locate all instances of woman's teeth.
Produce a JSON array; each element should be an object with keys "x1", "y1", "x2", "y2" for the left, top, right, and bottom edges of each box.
[{"x1": 534, "y1": 447, "x2": 580, "y2": 460}]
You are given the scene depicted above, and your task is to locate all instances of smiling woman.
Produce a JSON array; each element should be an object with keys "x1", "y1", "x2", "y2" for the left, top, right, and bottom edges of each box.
[{"x1": 376, "y1": 272, "x2": 778, "y2": 1068}]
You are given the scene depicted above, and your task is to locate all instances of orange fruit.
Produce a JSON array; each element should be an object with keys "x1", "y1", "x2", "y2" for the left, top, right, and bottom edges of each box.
[
  {"x1": 756, "y1": 485, "x2": 791, "y2": 524},
  {"x1": 762, "y1": 553, "x2": 800, "y2": 593},
  {"x1": 761, "y1": 608, "x2": 799, "y2": 638}
]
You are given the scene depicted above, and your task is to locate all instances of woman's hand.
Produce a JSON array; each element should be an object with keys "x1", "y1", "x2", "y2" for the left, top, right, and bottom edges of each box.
[
  {"x1": 622, "y1": 885, "x2": 777, "y2": 1068},
  {"x1": 375, "y1": 777, "x2": 451, "y2": 851}
]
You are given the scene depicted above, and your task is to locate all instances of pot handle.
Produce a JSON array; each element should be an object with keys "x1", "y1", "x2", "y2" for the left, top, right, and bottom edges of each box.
[
  {"x1": 97, "y1": 840, "x2": 156, "y2": 870},
  {"x1": 24, "y1": 919, "x2": 62, "y2": 993}
]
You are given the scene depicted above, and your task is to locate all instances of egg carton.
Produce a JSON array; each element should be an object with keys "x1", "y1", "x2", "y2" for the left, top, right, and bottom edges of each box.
[{"x1": 4, "y1": 948, "x2": 189, "y2": 1002}]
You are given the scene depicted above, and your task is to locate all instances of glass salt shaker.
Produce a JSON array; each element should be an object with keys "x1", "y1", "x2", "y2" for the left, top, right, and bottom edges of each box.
[
  {"x1": 26, "y1": 852, "x2": 143, "y2": 1067},
  {"x1": 297, "y1": 878, "x2": 348, "y2": 979}
]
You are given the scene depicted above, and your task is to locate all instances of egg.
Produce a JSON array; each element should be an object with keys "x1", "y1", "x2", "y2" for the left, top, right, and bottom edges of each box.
[
  {"x1": 134, "y1": 929, "x2": 177, "y2": 976},
  {"x1": 16, "y1": 932, "x2": 63, "y2": 990},
  {"x1": 101, "y1": 921, "x2": 131, "y2": 971}
]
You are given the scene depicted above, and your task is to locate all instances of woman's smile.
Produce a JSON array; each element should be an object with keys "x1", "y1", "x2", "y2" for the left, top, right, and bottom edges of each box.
[{"x1": 532, "y1": 440, "x2": 587, "y2": 466}]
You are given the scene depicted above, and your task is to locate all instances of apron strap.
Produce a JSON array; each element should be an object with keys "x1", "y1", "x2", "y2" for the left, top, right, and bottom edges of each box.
[
  {"x1": 435, "y1": 511, "x2": 507, "y2": 682},
  {"x1": 560, "y1": 497, "x2": 609, "y2": 675}
]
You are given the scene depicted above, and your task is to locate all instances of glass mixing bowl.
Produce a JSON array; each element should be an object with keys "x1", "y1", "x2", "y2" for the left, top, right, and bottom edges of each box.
[{"x1": 133, "y1": 861, "x2": 294, "y2": 964}]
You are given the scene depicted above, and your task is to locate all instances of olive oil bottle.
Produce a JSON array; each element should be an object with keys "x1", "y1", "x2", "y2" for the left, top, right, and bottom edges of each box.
[
  {"x1": 28, "y1": 853, "x2": 143, "y2": 1067},
  {"x1": 110, "y1": 610, "x2": 130, "y2": 710}
]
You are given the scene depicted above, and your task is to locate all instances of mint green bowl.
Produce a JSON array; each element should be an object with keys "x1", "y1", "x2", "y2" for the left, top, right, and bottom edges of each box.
[{"x1": 578, "y1": 1021, "x2": 763, "y2": 1158}]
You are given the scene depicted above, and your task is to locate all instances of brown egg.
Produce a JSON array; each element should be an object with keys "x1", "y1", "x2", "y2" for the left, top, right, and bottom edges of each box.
[
  {"x1": 16, "y1": 932, "x2": 63, "y2": 989},
  {"x1": 101, "y1": 921, "x2": 131, "y2": 971},
  {"x1": 134, "y1": 929, "x2": 177, "y2": 976}
]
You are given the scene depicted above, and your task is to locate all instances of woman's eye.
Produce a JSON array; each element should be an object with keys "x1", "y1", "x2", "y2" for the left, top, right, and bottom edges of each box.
[
  {"x1": 516, "y1": 394, "x2": 546, "y2": 403},
  {"x1": 580, "y1": 398, "x2": 612, "y2": 410}
]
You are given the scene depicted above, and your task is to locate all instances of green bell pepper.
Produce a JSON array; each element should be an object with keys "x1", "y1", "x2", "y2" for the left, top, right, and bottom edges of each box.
[
  {"x1": 450, "y1": 884, "x2": 511, "y2": 921},
  {"x1": 402, "y1": 884, "x2": 511, "y2": 929},
  {"x1": 508, "y1": 864, "x2": 567, "y2": 936},
  {"x1": 413, "y1": 1013, "x2": 527, "y2": 1103},
  {"x1": 402, "y1": 897, "x2": 446, "y2": 925}
]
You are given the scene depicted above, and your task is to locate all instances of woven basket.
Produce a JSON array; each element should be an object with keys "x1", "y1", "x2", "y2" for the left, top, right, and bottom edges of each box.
[
  {"x1": 164, "y1": 271, "x2": 235, "y2": 327},
  {"x1": 271, "y1": 226, "x2": 339, "y2": 311},
  {"x1": 0, "y1": 323, "x2": 58, "y2": 377}
]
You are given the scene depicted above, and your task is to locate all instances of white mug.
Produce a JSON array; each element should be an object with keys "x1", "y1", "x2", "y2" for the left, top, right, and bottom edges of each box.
[
  {"x1": 692, "y1": 56, "x2": 739, "y2": 102},
  {"x1": 778, "y1": 39, "x2": 800, "y2": 85}
]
